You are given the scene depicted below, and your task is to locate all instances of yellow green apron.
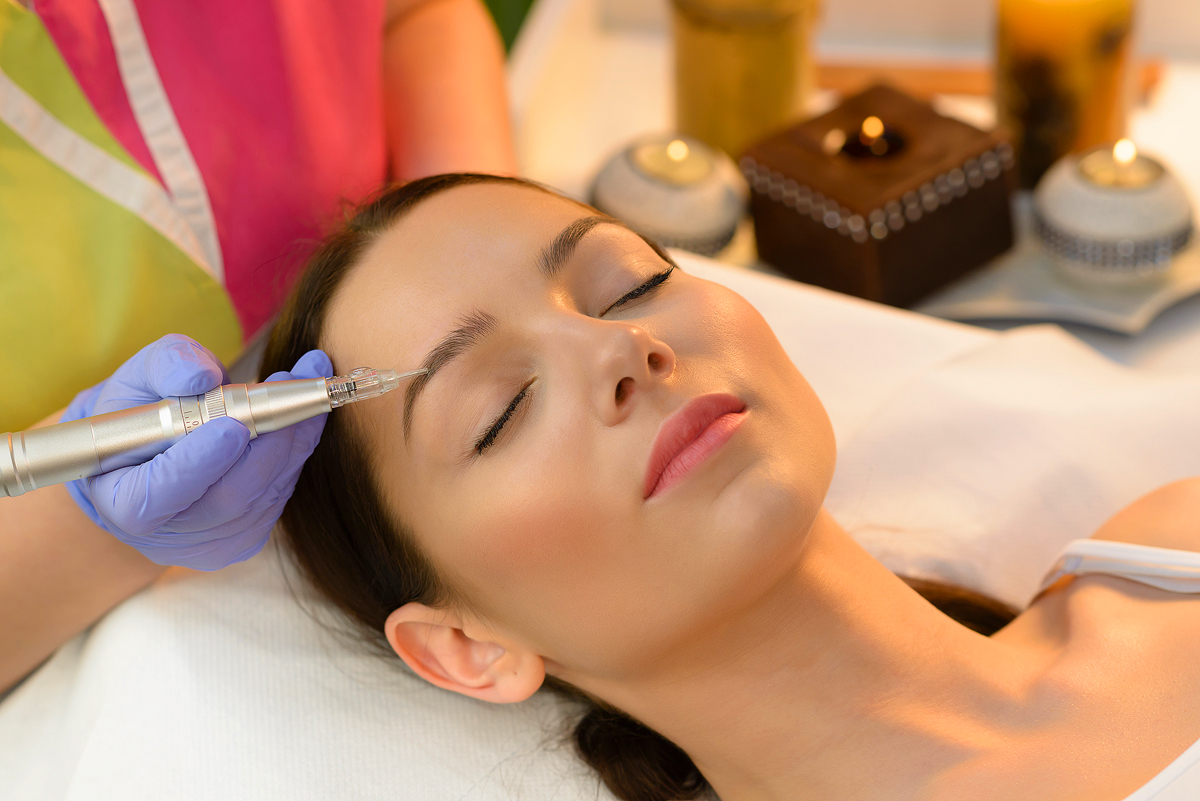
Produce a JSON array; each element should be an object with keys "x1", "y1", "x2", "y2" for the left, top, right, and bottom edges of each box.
[{"x1": 0, "y1": 0, "x2": 241, "y2": 432}]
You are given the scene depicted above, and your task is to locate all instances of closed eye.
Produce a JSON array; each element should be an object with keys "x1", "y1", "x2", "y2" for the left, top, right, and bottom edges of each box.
[
  {"x1": 475, "y1": 382, "x2": 532, "y2": 454},
  {"x1": 474, "y1": 265, "x2": 674, "y2": 456},
  {"x1": 600, "y1": 265, "x2": 674, "y2": 317}
]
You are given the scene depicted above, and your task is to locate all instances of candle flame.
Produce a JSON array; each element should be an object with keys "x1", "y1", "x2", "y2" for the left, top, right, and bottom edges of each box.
[
  {"x1": 666, "y1": 139, "x2": 690, "y2": 162},
  {"x1": 1113, "y1": 138, "x2": 1137, "y2": 165},
  {"x1": 861, "y1": 116, "x2": 884, "y2": 140}
]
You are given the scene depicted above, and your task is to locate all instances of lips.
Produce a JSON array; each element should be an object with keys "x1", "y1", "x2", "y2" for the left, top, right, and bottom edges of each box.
[{"x1": 643, "y1": 393, "x2": 747, "y2": 499}]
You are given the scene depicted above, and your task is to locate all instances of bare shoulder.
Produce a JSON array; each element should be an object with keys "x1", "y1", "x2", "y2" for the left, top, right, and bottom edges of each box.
[{"x1": 1090, "y1": 477, "x2": 1200, "y2": 552}]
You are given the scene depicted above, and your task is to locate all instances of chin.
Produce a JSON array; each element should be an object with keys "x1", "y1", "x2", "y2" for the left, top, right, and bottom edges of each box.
[{"x1": 709, "y1": 458, "x2": 820, "y2": 588}]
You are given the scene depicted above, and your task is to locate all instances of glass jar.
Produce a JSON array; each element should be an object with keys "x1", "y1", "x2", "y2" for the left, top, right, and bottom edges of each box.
[{"x1": 672, "y1": 0, "x2": 819, "y2": 160}]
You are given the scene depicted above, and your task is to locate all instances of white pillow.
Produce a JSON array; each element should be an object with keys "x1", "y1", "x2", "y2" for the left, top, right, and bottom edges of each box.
[
  {"x1": 0, "y1": 548, "x2": 603, "y2": 800},
  {"x1": 3, "y1": 253, "x2": 1199, "y2": 799}
]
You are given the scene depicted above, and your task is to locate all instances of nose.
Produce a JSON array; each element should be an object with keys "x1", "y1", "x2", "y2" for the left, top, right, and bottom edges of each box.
[{"x1": 589, "y1": 322, "x2": 675, "y2": 426}]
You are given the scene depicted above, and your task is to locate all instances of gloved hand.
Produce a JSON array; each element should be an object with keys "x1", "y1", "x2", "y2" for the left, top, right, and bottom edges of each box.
[{"x1": 64, "y1": 334, "x2": 332, "y2": 570}]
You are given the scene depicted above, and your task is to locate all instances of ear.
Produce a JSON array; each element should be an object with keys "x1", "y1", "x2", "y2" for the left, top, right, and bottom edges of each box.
[{"x1": 384, "y1": 603, "x2": 545, "y2": 704}]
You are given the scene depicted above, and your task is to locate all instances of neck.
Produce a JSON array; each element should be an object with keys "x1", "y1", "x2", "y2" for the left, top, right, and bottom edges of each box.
[{"x1": 577, "y1": 509, "x2": 1058, "y2": 801}]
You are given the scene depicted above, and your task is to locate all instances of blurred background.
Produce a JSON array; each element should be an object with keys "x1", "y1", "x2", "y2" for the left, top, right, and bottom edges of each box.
[
  {"x1": 482, "y1": 0, "x2": 1200, "y2": 364},
  {"x1": 487, "y1": 0, "x2": 1200, "y2": 200},
  {"x1": 813, "y1": 0, "x2": 1196, "y2": 59},
  {"x1": 486, "y1": 0, "x2": 1198, "y2": 58}
]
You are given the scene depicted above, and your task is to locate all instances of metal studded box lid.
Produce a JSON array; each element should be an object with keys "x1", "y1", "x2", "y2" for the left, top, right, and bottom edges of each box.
[{"x1": 743, "y1": 84, "x2": 1017, "y2": 307}]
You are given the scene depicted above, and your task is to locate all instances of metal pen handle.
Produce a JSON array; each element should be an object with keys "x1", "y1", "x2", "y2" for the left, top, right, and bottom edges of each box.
[
  {"x1": 0, "y1": 366, "x2": 424, "y2": 499},
  {"x1": 0, "y1": 377, "x2": 333, "y2": 498}
]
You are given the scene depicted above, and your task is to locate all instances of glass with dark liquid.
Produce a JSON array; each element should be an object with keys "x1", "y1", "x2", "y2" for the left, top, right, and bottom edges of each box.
[{"x1": 996, "y1": 0, "x2": 1135, "y2": 188}]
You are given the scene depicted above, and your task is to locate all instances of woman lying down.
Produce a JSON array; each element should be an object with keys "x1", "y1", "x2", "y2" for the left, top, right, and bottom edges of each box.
[
  {"x1": 247, "y1": 173, "x2": 1200, "y2": 801},
  {"x1": 8, "y1": 172, "x2": 1196, "y2": 800}
]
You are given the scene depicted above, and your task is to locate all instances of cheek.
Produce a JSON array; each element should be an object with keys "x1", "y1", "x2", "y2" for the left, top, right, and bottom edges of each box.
[
  {"x1": 669, "y1": 282, "x2": 784, "y2": 376},
  {"x1": 420, "y1": 422, "x2": 698, "y2": 673},
  {"x1": 453, "y1": 468, "x2": 610, "y2": 594},
  {"x1": 414, "y1": 427, "x2": 637, "y2": 642}
]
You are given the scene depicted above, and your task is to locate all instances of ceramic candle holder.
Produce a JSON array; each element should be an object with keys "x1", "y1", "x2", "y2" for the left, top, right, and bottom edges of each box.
[
  {"x1": 1034, "y1": 139, "x2": 1194, "y2": 285},
  {"x1": 590, "y1": 134, "x2": 748, "y2": 255}
]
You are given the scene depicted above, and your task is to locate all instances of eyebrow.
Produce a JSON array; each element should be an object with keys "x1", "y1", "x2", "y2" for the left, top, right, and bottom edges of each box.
[
  {"x1": 402, "y1": 310, "x2": 497, "y2": 440},
  {"x1": 400, "y1": 215, "x2": 627, "y2": 442},
  {"x1": 538, "y1": 215, "x2": 615, "y2": 278}
]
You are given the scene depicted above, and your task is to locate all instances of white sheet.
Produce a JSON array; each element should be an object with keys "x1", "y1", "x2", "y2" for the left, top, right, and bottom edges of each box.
[
  {"x1": 827, "y1": 323, "x2": 1200, "y2": 607},
  {"x1": 3, "y1": 253, "x2": 1199, "y2": 799}
]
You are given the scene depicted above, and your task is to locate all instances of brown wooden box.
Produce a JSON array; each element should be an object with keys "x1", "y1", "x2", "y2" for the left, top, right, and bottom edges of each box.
[{"x1": 742, "y1": 84, "x2": 1016, "y2": 308}]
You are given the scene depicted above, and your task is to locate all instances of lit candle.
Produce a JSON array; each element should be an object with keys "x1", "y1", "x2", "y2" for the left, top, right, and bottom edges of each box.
[
  {"x1": 632, "y1": 137, "x2": 713, "y2": 185},
  {"x1": 1033, "y1": 137, "x2": 1193, "y2": 285},
  {"x1": 861, "y1": 115, "x2": 883, "y2": 140},
  {"x1": 836, "y1": 116, "x2": 905, "y2": 159},
  {"x1": 1077, "y1": 139, "x2": 1164, "y2": 188}
]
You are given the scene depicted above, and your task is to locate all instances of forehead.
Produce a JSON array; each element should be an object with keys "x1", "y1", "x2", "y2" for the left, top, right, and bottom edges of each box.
[{"x1": 323, "y1": 183, "x2": 590, "y2": 375}]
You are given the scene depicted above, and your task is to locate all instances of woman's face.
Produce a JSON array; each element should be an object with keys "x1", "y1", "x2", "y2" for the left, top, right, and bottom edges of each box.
[{"x1": 324, "y1": 183, "x2": 835, "y2": 681}]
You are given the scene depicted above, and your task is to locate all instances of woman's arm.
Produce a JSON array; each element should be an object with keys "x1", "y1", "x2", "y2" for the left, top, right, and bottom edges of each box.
[
  {"x1": 0, "y1": 412, "x2": 165, "y2": 695},
  {"x1": 383, "y1": 0, "x2": 518, "y2": 179}
]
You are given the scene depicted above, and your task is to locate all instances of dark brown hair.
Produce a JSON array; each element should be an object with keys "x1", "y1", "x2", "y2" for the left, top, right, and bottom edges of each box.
[{"x1": 261, "y1": 173, "x2": 1017, "y2": 801}]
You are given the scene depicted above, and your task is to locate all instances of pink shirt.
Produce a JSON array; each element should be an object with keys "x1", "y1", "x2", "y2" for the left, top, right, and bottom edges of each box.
[{"x1": 35, "y1": 0, "x2": 390, "y2": 339}]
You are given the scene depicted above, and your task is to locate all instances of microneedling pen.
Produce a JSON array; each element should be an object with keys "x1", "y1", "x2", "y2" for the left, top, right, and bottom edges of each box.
[{"x1": 1, "y1": 367, "x2": 426, "y2": 498}]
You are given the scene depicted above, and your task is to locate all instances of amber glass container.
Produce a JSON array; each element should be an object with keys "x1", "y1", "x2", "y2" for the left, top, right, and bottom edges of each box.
[
  {"x1": 672, "y1": 0, "x2": 819, "y2": 160},
  {"x1": 996, "y1": 0, "x2": 1135, "y2": 188}
]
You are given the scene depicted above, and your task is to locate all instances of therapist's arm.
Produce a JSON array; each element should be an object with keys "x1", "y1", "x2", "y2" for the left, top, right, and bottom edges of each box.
[
  {"x1": 0, "y1": 413, "x2": 165, "y2": 694},
  {"x1": 383, "y1": 0, "x2": 518, "y2": 179}
]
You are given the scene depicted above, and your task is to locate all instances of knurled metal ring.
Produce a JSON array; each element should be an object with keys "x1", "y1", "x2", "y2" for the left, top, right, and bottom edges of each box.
[{"x1": 203, "y1": 386, "x2": 227, "y2": 422}]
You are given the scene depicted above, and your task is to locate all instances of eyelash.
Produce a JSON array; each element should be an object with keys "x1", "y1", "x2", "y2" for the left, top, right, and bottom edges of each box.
[
  {"x1": 599, "y1": 265, "x2": 674, "y2": 317},
  {"x1": 473, "y1": 265, "x2": 675, "y2": 455},
  {"x1": 475, "y1": 384, "x2": 530, "y2": 453}
]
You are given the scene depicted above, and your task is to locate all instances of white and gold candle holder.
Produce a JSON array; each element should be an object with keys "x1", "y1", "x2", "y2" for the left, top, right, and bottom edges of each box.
[
  {"x1": 590, "y1": 134, "x2": 747, "y2": 256},
  {"x1": 1033, "y1": 139, "x2": 1194, "y2": 285}
]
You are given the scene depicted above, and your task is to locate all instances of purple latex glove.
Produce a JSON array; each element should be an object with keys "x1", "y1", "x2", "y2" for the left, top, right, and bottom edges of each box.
[{"x1": 64, "y1": 334, "x2": 332, "y2": 570}]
